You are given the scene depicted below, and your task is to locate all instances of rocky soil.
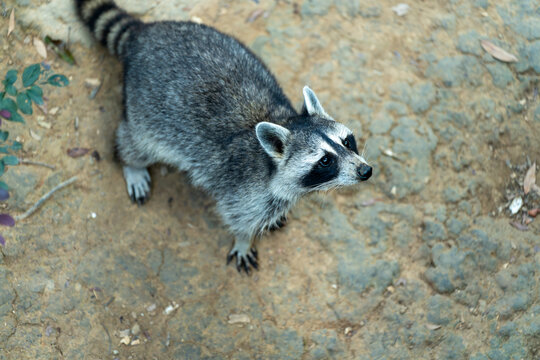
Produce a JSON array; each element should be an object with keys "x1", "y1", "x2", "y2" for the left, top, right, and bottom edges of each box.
[{"x1": 0, "y1": 0, "x2": 539, "y2": 359}]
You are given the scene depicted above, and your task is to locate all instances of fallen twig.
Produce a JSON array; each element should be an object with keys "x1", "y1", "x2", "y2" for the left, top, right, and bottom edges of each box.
[
  {"x1": 15, "y1": 176, "x2": 78, "y2": 221},
  {"x1": 18, "y1": 158, "x2": 56, "y2": 170}
]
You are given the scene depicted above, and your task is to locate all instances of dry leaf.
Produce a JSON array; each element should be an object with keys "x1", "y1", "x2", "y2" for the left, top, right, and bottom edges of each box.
[
  {"x1": 361, "y1": 198, "x2": 383, "y2": 207},
  {"x1": 246, "y1": 9, "x2": 265, "y2": 23},
  {"x1": 37, "y1": 102, "x2": 48, "y2": 115},
  {"x1": 67, "y1": 147, "x2": 90, "y2": 158},
  {"x1": 523, "y1": 162, "x2": 536, "y2": 195},
  {"x1": 8, "y1": 8, "x2": 15, "y2": 37},
  {"x1": 29, "y1": 129, "x2": 41, "y2": 141},
  {"x1": 510, "y1": 221, "x2": 528, "y2": 231},
  {"x1": 33, "y1": 37, "x2": 47, "y2": 58},
  {"x1": 528, "y1": 208, "x2": 540, "y2": 217},
  {"x1": 480, "y1": 40, "x2": 518, "y2": 63}
]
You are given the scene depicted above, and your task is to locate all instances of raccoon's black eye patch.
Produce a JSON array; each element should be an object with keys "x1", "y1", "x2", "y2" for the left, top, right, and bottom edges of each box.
[
  {"x1": 301, "y1": 153, "x2": 339, "y2": 188},
  {"x1": 344, "y1": 134, "x2": 358, "y2": 154},
  {"x1": 319, "y1": 155, "x2": 332, "y2": 167}
]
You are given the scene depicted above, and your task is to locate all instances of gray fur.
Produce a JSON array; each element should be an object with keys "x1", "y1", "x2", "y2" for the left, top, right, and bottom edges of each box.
[{"x1": 75, "y1": 0, "x2": 372, "y2": 273}]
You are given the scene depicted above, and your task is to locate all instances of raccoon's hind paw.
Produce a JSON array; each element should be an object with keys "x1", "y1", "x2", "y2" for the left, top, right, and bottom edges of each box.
[
  {"x1": 227, "y1": 247, "x2": 258, "y2": 274},
  {"x1": 123, "y1": 166, "x2": 151, "y2": 205}
]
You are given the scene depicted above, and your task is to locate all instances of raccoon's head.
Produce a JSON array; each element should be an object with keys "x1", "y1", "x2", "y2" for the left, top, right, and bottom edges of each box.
[{"x1": 256, "y1": 86, "x2": 371, "y2": 199}]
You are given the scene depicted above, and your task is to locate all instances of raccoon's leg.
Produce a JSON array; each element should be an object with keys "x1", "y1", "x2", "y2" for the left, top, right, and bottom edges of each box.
[
  {"x1": 122, "y1": 166, "x2": 151, "y2": 205},
  {"x1": 226, "y1": 234, "x2": 258, "y2": 274},
  {"x1": 115, "y1": 122, "x2": 153, "y2": 205}
]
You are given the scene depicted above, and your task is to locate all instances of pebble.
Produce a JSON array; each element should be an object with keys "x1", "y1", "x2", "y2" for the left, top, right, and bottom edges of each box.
[
  {"x1": 509, "y1": 197, "x2": 522, "y2": 214},
  {"x1": 391, "y1": 4, "x2": 410, "y2": 16},
  {"x1": 228, "y1": 314, "x2": 250, "y2": 324},
  {"x1": 131, "y1": 323, "x2": 141, "y2": 336}
]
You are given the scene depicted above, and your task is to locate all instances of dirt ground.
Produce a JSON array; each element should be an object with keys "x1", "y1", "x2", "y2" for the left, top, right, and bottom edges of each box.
[{"x1": 1, "y1": 0, "x2": 539, "y2": 359}]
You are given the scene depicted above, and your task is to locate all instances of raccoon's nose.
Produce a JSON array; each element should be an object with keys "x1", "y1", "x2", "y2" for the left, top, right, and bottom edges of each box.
[{"x1": 357, "y1": 164, "x2": 372, "y2": 181}]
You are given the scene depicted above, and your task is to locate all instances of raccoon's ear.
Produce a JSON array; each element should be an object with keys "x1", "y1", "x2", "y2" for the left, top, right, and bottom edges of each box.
[
  {"x1": 255, "y1": 122, "x2": 291, "y2": 159},
  {"x1": 301, "y1": 86, "x2": 333, "y2": 119}
]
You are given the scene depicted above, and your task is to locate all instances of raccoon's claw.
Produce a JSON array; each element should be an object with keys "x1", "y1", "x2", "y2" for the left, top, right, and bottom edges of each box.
[
  {"x1": 123, "y1": 166, "x2": 151, "y2": 205},
  {"x1": 227, "y1": 248, "x2": 258, "y2": 274},
  {"x1": 269, "y1": 216, "x2": 287, "y2": 231}
]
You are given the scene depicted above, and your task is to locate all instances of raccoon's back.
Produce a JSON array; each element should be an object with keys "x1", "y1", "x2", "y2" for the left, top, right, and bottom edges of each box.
[{"x1": 123, "y1": 22, "x2": 295, "y2": 139}]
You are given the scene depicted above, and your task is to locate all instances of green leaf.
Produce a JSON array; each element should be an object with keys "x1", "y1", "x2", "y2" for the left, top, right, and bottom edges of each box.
[
  {"x1": 0, "y1": 161, "x2": 4, "y2": 177},
  {"x1": 0, "y1": 92, "x2": 4, "y2": 100},
  {"x1": 22, "y1": 64, "x2": 41, "y2": 87},
  {"x1": 0, "y1": 147, "x2": 9, "y2": 154},
  {"x1": 0, "y1": 131, "x2": 8, "y2": 142},
  {"x1": 0, "y1": 181, "x2": 8, "y2": 190},
  {"x1": 11, "y1": 141, "x2": 22, "y2": 151},
  {"x1": 26, "y1": 86, "x2": 43, "y2": 105},
  {"x1": 5, "y1": 84, "x2": 16, "y2": 96},
  {"x1": 16, "y1": 93, "x2": 32, "y2": 115},
  {"x1": 44, "y1": 36, "x2": 77, "y2": 65},
  {"x1": 0, "y1": 97, "x2": 17, "y2": 113},
  {"x1": 9, "y1": 111, "x2": 24, "y2": 123},
  {"x1": 4, "y1": 70, "x2": 17, "y2": 86},
  {"x1": 47, "y1": 74, "x2": 69, "y2": 87},
  {"x1": 2, "y1": 156, "x2": 18, "y2": 166}
]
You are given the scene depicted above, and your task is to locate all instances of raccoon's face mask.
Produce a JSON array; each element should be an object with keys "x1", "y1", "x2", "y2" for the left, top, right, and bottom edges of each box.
[{"x1": 255, "y1": 86, "x2": 371, "y2": 196}]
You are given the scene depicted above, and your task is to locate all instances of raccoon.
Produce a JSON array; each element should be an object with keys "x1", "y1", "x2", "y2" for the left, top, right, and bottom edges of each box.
[{"x1": 75, "y1": 0, "x2": 372, "y2": 273}]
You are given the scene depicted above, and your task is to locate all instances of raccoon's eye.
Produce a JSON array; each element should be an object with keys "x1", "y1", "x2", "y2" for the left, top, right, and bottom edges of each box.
[
  {"x1": 319, "y1": 155, "x2": 332, "y2": 167},
  {"x1": 342, "y1": 139, "x2": 351, "y2": 149}
]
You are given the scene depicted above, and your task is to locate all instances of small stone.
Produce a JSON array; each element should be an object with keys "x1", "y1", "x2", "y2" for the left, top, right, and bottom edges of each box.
[
  {"x1": 37, "y1": 117, "x2": 52, "y2": 129},
  {"x1": 228, "y1": 314, "x2": 250, "y2": 324},
  {"x1": 163, "y1": 303, "x2": 179, "y2": 315},
  {"x1": 391, "y1": 4, "x2": 410, "y2": 16},
  {"x1": 509, "y1": 197, "x2": 522, "y2": 215},
  {"x1": 84, "y1": 78, "x2": 101, "y2": 88},
  {"x1": 118, "y1": 329, "x2": 130, "y2": 338},
  {"x1": 131, "y1": 323, "x2": 141, "y2": 336},
  {"x1": 119, "y1": 336, "x2": 130, "y2": 345},
  {"x1": 131, "y1": 339, "x2": 140, "y2": 346},
  {"x1": 49, "y1": 107, "x2": 59, "y2": 115},
  {"x1": 146, "y1": 303, "x2": 157, "y2": 312}
]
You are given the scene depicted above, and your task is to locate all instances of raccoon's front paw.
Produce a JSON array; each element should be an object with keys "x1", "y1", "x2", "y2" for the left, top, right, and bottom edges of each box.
[
  {"x1": 269, "y1": 216, "x2": 287, "y2": 231},
  {"x1": 227, "y1": 246, "x2": 258, "y2": 274},
  {"x1": 123, "y1": 166, "x2": 151, "y2": 205}
]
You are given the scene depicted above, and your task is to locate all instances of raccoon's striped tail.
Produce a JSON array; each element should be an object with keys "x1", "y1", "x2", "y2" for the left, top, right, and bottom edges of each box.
[{"x1": 75, "y1": 0, "x2": 142, "y2": 58}]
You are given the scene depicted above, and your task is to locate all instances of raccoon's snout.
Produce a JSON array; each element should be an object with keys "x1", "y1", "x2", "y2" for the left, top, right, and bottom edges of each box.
[{"x1": 357, "y1": 164, "x2": 372, "y2": 181}]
